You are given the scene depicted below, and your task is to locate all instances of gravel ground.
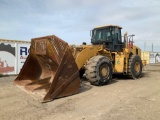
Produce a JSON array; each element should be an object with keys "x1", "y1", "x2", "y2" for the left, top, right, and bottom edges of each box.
[{"x1": 0, "y1": 64, "x2": 160, "y2": 120}]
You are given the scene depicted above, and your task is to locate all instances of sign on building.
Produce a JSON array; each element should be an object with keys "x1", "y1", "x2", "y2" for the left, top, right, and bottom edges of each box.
[
  {"x1": 150, "y1": 52, "x2": 160, "y2": 63},
  {"x1": 0, "y1": 39, "x2": 30, "y2": 75}
]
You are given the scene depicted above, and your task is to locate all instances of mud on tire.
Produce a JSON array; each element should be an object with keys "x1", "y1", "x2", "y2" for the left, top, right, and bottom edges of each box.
[{"x1": 85, "y1": 55, "x2": 112, "y2": 86}]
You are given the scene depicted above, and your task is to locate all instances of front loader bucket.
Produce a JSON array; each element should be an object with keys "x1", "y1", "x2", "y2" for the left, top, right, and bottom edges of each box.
[{"x1": 14, "y1": 35, "x2": 80, "y2": 102}]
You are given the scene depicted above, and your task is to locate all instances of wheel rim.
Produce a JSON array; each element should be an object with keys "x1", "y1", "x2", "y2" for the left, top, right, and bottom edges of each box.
[
  {"x1": 100, "y1": 64, "x2": 109, "y2": 78},
  {"x1": 134, "y1": 62, "x2": 140, "y2": 73}
]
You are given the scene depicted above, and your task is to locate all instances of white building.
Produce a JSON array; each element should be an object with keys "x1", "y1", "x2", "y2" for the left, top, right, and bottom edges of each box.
[{"x1": 0, "y1": 39, "x2": 30, "y2": 75}]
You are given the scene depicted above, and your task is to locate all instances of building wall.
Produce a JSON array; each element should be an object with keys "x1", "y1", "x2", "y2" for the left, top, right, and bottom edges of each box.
[
  {"x1": 0, "y1": 39, "x2": 30, "y2": 75},
  {"x1": 141, "y1": 51, "x2": 160, "y2": 64}
]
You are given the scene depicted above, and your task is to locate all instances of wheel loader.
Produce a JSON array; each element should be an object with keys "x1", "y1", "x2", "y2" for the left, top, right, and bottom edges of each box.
[{"x1": 14, "y1": 25, "x2": 143, "y2": 102}]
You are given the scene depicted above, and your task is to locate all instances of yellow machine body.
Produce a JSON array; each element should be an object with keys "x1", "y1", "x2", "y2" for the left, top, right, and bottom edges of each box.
[{"x1": 72, "y1": 44, "x2": 142, "y2": 74}]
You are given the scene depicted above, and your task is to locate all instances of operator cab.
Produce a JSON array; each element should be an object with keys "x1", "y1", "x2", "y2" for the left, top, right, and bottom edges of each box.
[{"x1": 91, "y1": 25, "x2": 124, "y2": 52}]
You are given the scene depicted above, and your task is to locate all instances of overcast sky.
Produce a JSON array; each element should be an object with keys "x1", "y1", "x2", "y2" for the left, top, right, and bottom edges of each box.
[{"x1": 0, "y1": 0, "x2": 160, "y2": 51}]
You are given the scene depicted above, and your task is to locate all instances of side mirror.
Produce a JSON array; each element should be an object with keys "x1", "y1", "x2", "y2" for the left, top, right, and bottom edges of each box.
[{"x1": 82, "y1": 42, "x2": 86, "y2": 45}]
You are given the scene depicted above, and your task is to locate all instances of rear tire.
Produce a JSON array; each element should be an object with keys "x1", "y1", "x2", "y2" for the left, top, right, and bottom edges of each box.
[
  {"x1": 128, "y1": 55, "x2": 142, "y2": 79},
  {"x1": 85, "y1": 55, "x2": 112, "y2": 86}
]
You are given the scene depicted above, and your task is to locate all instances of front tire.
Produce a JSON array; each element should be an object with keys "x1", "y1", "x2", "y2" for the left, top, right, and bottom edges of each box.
[{"x1": 85, "y1": 55, "x2": 112, "y2": 86}]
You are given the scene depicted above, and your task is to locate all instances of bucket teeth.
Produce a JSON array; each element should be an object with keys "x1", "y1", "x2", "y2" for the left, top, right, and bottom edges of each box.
[{"x1": 14, "y1": 35, "x2": 80, "y2": 102}]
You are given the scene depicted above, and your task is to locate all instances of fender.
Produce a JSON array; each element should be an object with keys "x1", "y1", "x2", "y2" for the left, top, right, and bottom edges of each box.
[{"x1": 75, "y1": 46, "x2": 100, "y2": 69}]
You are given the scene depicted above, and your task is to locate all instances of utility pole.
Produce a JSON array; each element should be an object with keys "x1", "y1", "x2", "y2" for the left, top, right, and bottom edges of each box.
[
  {"x1": 152, "y1": 43, "x2": 153, "y2": 52},
  {"x1": 144, "y1": 42, "x2": 146, "y2": 51}
]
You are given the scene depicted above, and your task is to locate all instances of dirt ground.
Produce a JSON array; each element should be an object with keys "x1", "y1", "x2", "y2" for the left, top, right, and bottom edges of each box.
[{"x1": 0, "y1": 64, "x2": 160, "y2": 120}]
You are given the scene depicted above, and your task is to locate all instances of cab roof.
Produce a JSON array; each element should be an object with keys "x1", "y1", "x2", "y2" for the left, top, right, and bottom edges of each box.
[{"x1": 95, "y1": 24, "x2": 122, "y2": 29}]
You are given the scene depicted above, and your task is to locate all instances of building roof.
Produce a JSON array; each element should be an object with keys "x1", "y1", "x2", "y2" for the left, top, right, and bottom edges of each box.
[{"x1": 0, "y1": 39, "x2": 30, "y2": 43}]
